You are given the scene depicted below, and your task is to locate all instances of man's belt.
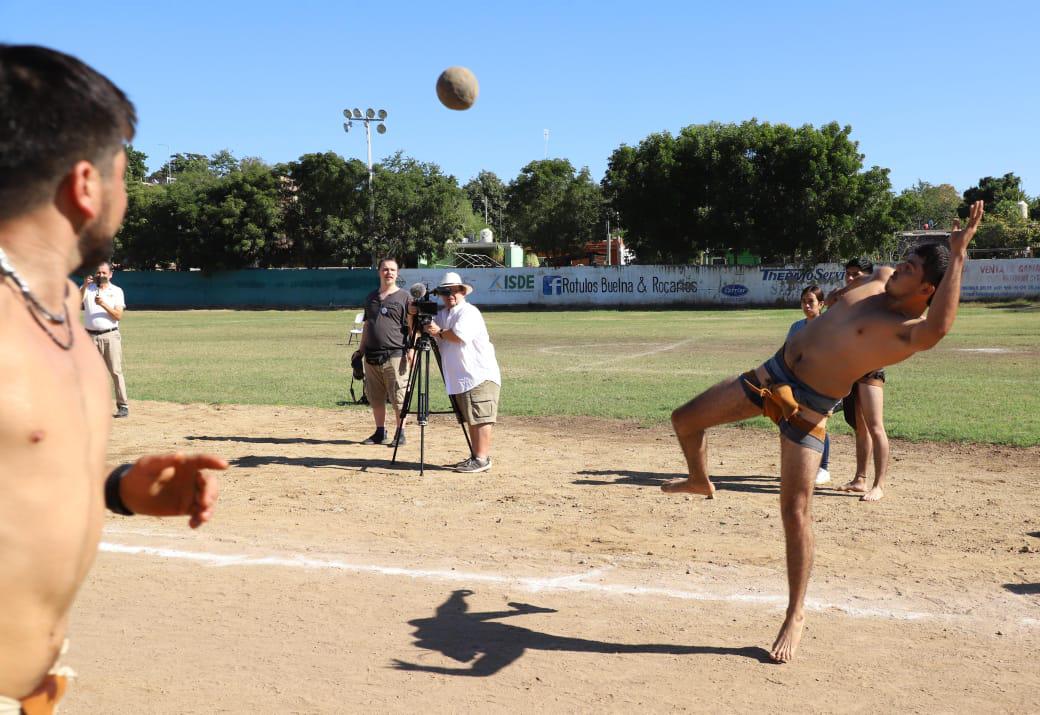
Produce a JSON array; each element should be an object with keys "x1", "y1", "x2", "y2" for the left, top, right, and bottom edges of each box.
[{"x1": 87, "y1": 327, "x2": 119, "y2": 336}]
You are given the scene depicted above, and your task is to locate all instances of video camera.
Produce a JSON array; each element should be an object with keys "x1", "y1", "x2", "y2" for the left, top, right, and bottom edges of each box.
[{"x1": 409, "y1": 282, "x2": 444, "y2": 324}]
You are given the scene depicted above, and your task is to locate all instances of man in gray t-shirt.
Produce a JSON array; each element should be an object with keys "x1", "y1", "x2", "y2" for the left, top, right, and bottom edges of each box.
[{"x1": 355, "y1": 257, "x2": 413, "y2": 446}]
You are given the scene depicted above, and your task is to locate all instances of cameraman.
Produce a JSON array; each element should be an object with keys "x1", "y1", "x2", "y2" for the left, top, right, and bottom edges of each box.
[
  {"x1": 356, "y1": 257, "x2": 412, "y2": 446},
  {"x1": 422, "y1": 272, "x2": 501, "y2": 473}
]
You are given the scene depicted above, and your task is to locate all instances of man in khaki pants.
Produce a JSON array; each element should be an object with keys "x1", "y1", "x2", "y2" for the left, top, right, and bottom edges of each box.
[
  {"x1": 80, "y1": 260, "x2": 128, "y2": 417},
  {"x1": 356, "y1": 257, "x2": 413, "y2": 446}
]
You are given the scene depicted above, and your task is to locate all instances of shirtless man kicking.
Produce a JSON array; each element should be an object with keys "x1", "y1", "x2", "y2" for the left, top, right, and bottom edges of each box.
[
  {"x1": 0, "y1": 45, "x2": 227, "y2": 711},
  {"x1": 662, "y1": 200, "x2": 984, "y2": 663}
]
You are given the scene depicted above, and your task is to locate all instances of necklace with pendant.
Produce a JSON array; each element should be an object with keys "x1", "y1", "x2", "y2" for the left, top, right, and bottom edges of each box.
[{"x1": 0, "y1": 246, "x2": 75, "y2": 350}]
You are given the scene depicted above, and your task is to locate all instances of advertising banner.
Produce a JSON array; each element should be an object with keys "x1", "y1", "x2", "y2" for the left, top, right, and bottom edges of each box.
[
  {"x1": 960, "y1": 259, "x2": 1040, "y2": 300},
  {"x1": 401, "y1": 264, "x2": 849, "y2": 308}
]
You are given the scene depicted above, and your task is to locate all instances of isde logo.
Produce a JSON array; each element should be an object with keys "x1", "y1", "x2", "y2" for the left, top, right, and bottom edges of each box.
[{"x1": 490, "y1": 274, "x2": 535, "y2": 291}]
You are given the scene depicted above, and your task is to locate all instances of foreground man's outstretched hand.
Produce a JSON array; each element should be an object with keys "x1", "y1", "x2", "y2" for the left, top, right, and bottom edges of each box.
[{"x1": 119, "y1": 453, "x2": 228, "y2": 528}]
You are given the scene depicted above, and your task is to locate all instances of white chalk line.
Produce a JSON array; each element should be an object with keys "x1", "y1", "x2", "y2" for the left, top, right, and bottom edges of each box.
[
  {"x1": 98, "y1": 540, "x2": 1038, "y2": 629},
  {"x1": 539, "y1": 338, "x2": 696, "y2": 368}
]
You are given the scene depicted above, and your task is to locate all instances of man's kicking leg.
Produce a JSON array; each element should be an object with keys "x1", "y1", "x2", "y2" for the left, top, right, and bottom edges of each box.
[
  {"x1": 770, "y1": 436, "x2": 821, "y2": 663},
  {"x1": 662, "y1": 376, "x2": 760, "y2": 498}
]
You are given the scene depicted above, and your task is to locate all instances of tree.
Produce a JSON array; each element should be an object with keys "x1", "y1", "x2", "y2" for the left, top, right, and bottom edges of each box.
[
  {"x1": 187, "y1": 163, "x2": 284, "y2": 269},
  {"x1": 971, "y1": 215, "x2": 1039, "y2": 252},
  {"x1": 115, "y1": 180, "x2": 162, "y2": 267},
  {"x1": 506, "y1": 159, "x2": 603, "y2": 255},
  {"x1": 372, "y1": 152, "x2": 470, "y2": 266},
  {"x1": 209, "y1": 149, "x2": 240, "y2": 177},
  {"x1": 463, "y1": 171, "x2": 508, "y2": 240},
  {"x1": 891, "y1": 181, "x2": 961, "y2": 230},
  {"x1": 147, "y1": 152, "x2": 210, "y2": 183},
  {"x1": 124, "y1": 144, "x2": 148, "y2": 184},
  {"x1": 282, "y1": 152, "x2": 369, "y2": 267},
  {"x1": 961, "y1": 173, "x2": 1028, "y2": 216},
  {"x1": 602, "y1": 120, "x2": 895, "y2": 264}
]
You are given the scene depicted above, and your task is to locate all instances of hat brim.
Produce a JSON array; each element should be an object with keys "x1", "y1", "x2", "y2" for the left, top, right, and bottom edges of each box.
[{"x1": 437, "y1": 283, "x2": 474, "y2": 296}]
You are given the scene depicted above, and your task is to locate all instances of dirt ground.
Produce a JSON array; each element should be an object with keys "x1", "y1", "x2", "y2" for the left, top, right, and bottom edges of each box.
[{"x1": 66, "y1": 401, "x2": 1040, "y2": 713}]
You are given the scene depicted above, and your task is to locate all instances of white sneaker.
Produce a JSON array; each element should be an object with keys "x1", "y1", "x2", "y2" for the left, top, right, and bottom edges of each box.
[{"x1": 815, "y1": 468, "x2": 831, "y2": 485}]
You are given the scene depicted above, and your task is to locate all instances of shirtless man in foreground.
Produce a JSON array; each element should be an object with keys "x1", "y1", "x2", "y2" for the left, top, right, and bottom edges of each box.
[
  {"x1": 0, "y1": 45, "x2": 227, "y2": 710},
  {"x1": 662, "y1": 199, "x2": 984, "y2": 663}
]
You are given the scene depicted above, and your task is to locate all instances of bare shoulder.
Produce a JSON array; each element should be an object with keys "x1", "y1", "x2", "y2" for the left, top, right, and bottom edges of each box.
[{"x1": 874, "y1": 266, "x2": 895, "y2": 282}]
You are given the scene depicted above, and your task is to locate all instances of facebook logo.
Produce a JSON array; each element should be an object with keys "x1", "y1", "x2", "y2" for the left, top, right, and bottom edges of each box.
[{"x1": 543, "y1": 275, "x2": 563, "y2": 295}]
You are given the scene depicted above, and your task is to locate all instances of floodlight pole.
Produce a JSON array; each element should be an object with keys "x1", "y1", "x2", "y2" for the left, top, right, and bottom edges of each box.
[
  {"x1": 364, "y1": 120, "x2": 373, "y2": 191},
  {"x1": 343, "y1": 108, "x2": 389, "y2": 261}
]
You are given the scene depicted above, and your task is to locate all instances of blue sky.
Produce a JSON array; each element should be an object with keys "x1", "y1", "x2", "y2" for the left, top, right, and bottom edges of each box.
[{"x1": 3, "y1": 0, "x2": 1038, "y2": 196}]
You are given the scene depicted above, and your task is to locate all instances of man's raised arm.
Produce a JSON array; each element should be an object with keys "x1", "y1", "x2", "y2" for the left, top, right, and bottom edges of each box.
[
  {"x1": 825, "y1": 268, "x2": 891, "y2": 306},
  {"x1": 909, "y1": 200, "x2": 984, "y2": 350}
]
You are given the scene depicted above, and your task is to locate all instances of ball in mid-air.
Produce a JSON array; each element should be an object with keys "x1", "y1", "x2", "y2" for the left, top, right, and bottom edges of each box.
[{"x1": 436, "y1": 66, "x2": 479, "y2": 110}]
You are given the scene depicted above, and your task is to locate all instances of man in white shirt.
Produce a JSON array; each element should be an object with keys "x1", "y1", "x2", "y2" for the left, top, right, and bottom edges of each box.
[
  {"x1": 422, "y1": 271, "x2": 501, "y2": 473},
  {"x1": 80, "y1": 260, "x2": 128, "y2": 417}
]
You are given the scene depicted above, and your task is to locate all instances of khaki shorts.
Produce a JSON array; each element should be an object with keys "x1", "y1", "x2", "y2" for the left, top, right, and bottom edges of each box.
[
  {"x1": 364, "y1": 355, "x2": 408, "y2": 412},
  {"x1": 454, "y1": 380, "x2": 500, "y2": 425}
]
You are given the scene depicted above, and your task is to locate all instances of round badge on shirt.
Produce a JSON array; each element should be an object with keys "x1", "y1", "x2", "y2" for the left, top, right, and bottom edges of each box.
[{"x1": 380, "y1": 307, "x2": 388, "y2": 315}]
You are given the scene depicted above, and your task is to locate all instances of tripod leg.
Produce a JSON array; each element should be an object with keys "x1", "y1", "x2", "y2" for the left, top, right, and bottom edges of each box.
[{"x1": 392, "y1": 351, "x2": 422, "y2": 463}]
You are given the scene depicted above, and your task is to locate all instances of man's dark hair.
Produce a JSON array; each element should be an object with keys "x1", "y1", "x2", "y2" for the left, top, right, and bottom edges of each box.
[
  {"x1": 377, "y1": 257, "x2": 398, "y2": 269},
  {"x1": 0, "y1": 44, "x2": 136, "y2": 220},
  {"x1": 912, "y1": 242, "x2": 950, "y2": 304},
  {"x1": 844, "y1": 257, "x2": 874, "y2": 273}
]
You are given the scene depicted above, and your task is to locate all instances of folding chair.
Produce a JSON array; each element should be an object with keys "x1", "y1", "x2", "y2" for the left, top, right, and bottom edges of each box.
[{"x1": 347, "y1": 312, "x2": 363, "y2": 345}]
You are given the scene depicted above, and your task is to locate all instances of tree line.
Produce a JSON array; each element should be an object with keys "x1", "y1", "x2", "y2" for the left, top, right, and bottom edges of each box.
[{"x1": 118, "y1": 120, "x2": 1040, "y2": 270}]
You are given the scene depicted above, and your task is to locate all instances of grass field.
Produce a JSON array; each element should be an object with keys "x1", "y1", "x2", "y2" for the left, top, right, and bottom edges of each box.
[{"x1": 122, "y1": 302, "x2": 1040, "y2": 446}]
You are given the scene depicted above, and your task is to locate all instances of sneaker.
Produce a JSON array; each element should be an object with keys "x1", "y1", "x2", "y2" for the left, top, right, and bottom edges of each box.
[
  {"x1": 114, "y1": 407, "x2": 129, "y2": 418},
  {"x1": 454, "y1": 456, "x2": 492, "y2": 474},
  {"x1": 387, "y1": 430, "x2": 407, "y2": 447},
  {"x1": 362, "y1": 429, "x2": 389, "y2": 445},
  {"x1": 815, "y1": 468, "x2": 831, "y2": 485}
]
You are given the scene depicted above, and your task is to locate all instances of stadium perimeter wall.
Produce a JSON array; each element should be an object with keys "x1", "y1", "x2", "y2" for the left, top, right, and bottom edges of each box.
[{"x1": 115, "y1": 260, "x2": 1040, "y2": 309}]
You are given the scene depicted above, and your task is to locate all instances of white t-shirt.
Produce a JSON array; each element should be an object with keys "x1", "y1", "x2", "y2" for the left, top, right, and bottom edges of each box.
[
  {"x1": 83, "y1": 283, "x2": 125, "y2": 331},
  {"x1": 434, "y1": 301, "x2": 501, "y2": 395}
]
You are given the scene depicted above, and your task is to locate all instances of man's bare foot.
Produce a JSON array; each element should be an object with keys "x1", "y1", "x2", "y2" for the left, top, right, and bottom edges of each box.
[
  {"x1": 770, "y1": 612, "x2": 805, "y2": 663},
  {"x1": 836, "y1": 475, "x2": 867, "y2": 493},
  {"x1": 860, "y1": 486, "x2": 884, "y2": 502},
  {"x1": 661, "y1": 476, "x2": 715, "y2": 498}
]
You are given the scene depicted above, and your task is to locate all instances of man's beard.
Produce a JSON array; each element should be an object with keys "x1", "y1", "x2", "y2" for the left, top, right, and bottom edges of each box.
[{"x1": 74, "y1": 197, "x2": 117, "y2": 274}]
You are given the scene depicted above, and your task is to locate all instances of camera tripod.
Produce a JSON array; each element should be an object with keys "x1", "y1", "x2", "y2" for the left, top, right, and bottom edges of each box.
[{"x1": 391, "y1": 323, "x2": 473, "y2": 475}]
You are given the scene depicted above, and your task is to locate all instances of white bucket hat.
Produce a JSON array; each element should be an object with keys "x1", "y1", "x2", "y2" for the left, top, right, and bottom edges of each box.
[{"x1": 436, "y1": 271, "x2": 474, "y2": 296}]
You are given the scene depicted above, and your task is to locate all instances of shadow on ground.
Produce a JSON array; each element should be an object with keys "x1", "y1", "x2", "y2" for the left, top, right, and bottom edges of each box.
[
  {"x1": 391, "y1": 589, "x2": 771, "y2": 676},
  {"x1": 189, "y1": 434, "x2": 357, "y2": 446},
  {"x1": 231, "y1": 454, "x2": 448, "y2": 473},
  {"x1": 1003, "y1": 583, "x2": 1040, "y2": 596},
  {"x1": 573, "y1": 470, "x2": 859, "y2": 497}
]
